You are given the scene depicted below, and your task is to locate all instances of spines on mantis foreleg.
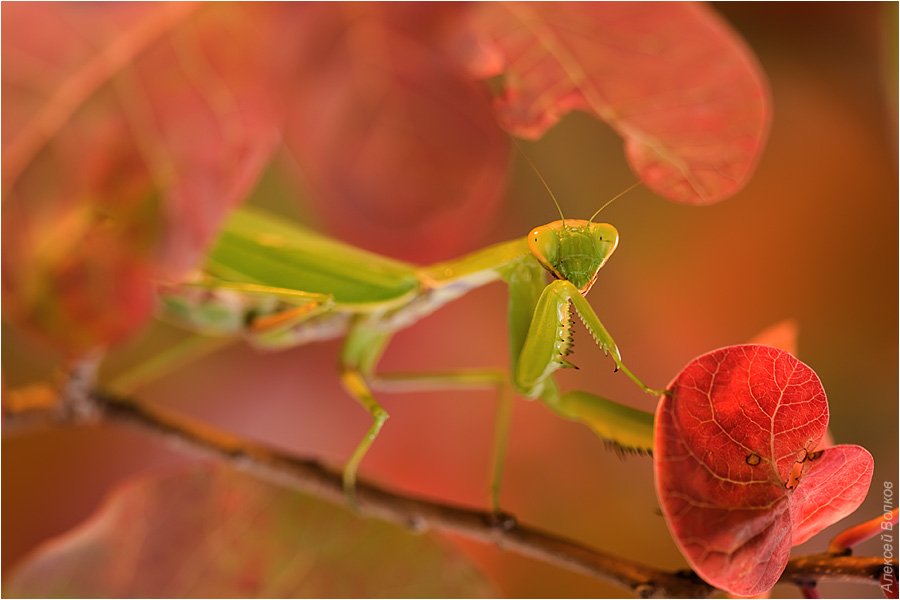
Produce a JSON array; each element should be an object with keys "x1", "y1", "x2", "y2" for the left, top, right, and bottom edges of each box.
[
  {"x1": 514, "y1": 283, "x2": 577, "y2": 398},
  {"x1": 556, "y1": 308, "x2": 579, "y2": 370},
  {"x1": 552, "y1": 298, "x2": 578, "y2": 368}
]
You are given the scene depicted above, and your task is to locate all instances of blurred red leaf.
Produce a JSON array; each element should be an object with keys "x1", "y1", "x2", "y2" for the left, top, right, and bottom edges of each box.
[
  {"x1": 5, "y1": 465, "x2": 495, "y2": 598},
  {"x1": 654, "y1": 345, "x2": 873, "y2": 596},
  {"x1": 284, "y1": 4, "x2": 509, "y2": 261},
  {"x1": 2, "y1": 3, "x2": 772, "y2": 356},
  {"x1": 458, "y1": 2, "x2": 770, "y2": 203},
  {"x1": 2, "y1": 3, "x2": 282, "y2": 354},
  {"x1": 749, "y1": 319, "x2": 798, "y2": 355}
]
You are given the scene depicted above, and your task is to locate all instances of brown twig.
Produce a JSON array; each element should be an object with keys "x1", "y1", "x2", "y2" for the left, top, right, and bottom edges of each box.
[
  {"x1": 829, "y1": 508, "x2": 899, "y2": 554},
  {"x1": 3, "y1": 382, "x2": 893, "y2": 599}
]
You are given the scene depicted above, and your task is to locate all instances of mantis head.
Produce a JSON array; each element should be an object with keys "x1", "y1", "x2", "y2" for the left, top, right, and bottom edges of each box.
[
  {"x1": 513, "y1": 144, "x2": 635, "y2": 294},
  {"x1": 528, "y1": 220, "x2": 619, "y2": 295}
]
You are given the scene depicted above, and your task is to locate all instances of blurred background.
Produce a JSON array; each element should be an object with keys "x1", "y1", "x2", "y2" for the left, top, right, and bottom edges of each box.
[{"x1": 3, "y1": 3, "x2": 897, "y2": 597}]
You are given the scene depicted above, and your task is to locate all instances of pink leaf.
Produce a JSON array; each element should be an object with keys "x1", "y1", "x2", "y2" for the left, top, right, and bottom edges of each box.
[
  {"x1": 458, "y1": 2, "x2": 770, "y2": 203},
  {"x1": 654, "y1": 345, "x2": 873, "y2": 596},
  {"x1": 2, "y1": 4, "x2": 281, "y2": 354},
  {"x1": 284, "y1": 4, "x2": 509, "y2": 262},
  {"x1": 6, "y1": 466, "x2": 494, "y2": 597},
  {"x1": 790, "y1": 445, "x2": 876, "y2": 546}
]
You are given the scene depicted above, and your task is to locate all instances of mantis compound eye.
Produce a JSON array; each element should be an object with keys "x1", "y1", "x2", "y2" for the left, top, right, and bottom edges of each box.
[
  {"x1": 528, "y1": 225, "x2": 562, "y2": 278},
  {"x1": 589, "y1": 222, "x2": 619, "y2": 264}
]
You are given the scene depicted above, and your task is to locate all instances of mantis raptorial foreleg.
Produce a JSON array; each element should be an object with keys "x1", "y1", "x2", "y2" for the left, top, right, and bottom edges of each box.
[
  {"x1": 516, "y1": 279, "x2": 662, "y2": 397},
  {"x1": 566, "y1": 287, "x2": 663, "y2": 397},
  {"x1": 512, "y1": 279, "x2": 660, "y2": 453}
]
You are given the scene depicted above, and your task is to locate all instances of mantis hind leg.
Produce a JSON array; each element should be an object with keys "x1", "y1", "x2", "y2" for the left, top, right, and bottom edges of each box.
[
  {"x1": 552, "y1": 390, "x2": 654, "y2": 454},
  {"x1": 159, "y1": 278, "x2": 335, "y2": 346}
]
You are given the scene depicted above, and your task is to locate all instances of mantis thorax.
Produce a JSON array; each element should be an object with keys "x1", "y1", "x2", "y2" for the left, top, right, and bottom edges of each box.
[{"x1": 528, "y1": 220, "x2": 619, "y2": 295}]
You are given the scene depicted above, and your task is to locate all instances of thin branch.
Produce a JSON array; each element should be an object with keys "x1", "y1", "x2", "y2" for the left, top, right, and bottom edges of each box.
[
  {"x1": 3, "y1": 385, "x2": 892, "y2": 599},
  {"x1": 829, "y1": 508, "x2": 899, "y2": 554}
]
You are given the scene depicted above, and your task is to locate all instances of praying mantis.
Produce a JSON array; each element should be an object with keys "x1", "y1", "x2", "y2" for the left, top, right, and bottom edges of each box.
[{"x1": 158, "y1": 182, "x2": 662, "y2": 511}]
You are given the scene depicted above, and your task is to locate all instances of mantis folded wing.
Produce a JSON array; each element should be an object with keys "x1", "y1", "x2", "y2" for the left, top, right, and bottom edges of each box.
[{"x1": 159, "y1": 206, "x2": 661, "y2": 510}]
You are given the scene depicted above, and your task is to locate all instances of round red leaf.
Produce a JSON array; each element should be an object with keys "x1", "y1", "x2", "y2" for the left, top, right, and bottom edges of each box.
[{"x1": 655, "y1": 344, "x2": 873, "y2": 596}]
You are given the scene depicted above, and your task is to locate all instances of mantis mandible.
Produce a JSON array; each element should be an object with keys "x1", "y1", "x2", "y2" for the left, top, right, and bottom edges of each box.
[{"x1": 159, "y1": 182, "x2": 661, "y2": 511}]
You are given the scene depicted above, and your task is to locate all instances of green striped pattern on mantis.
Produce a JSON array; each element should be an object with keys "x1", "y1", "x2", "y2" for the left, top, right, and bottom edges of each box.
[{"x1": 159, "y1": 206, "x2": 660, "y2": 509}]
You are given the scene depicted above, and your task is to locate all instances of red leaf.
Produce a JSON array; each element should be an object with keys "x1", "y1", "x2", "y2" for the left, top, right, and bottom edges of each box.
[
  {"x1": 6, "y1": 466, "x2": 495, "y2": 597},
  {"x1": 747, "y1": 321, "x2": 839, "y2": 449},
  {"x1": 654, "y1": 345, "x2": 873, "y2": 596},
  {"x1": 284, "y1": 4, "x2": 509, "y2": 261},
  {"x1": 790, "y1": 445, "x2": 876, "y2": 546},
  {"x1": 2, "y1": 4, "x2": 281, "y2": 354},
  {"x1": 458, "y1": 2, "x2": 770, "y2": 203}
]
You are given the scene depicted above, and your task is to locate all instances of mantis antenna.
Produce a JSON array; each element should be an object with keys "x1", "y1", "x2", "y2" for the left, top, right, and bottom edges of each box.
[
  {"x1": 514, "y1": 141, "x2": 566, "y2": 225},
  {"x1": 589, "y1": 181, "x2": 643, "y2": 223}
]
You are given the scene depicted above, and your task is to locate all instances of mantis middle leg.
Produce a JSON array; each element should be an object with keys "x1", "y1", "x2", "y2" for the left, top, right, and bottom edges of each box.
[
  {"x1": 372, "y1": 369, "x2": 512, "y2": 512},
  {"x1": 330, "y1": 248, "x2": 547, "y2": 510},
  {"x1": 339, "y1": 323, "x2": 393, "y2": 500},
  {"x1": 339, "y1": 328, "x2": 514, "y2": 513}
]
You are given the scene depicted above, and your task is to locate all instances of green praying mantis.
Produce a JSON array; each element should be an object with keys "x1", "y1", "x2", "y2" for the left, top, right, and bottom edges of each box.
[{"x1": 158, "y1": 175, "x2": 662, "y2": 511}]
